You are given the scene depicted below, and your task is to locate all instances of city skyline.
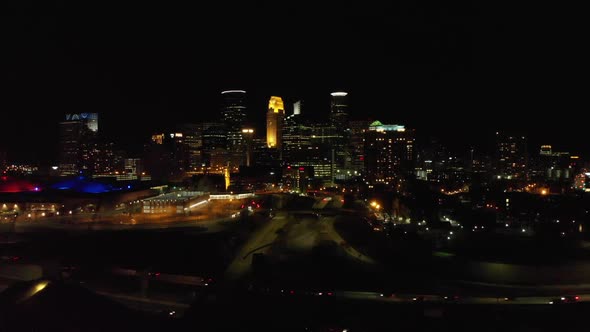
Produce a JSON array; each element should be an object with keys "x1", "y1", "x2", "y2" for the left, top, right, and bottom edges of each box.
[
  {"x1": 1, "y1": 1, "x2": 583, "y2": 163},
  {"x1": 1, "y1": 3, "x2": 588, "y2": 329},
  {"x1": 0, "y1": 89, "x2": 585, "y2": 165}
]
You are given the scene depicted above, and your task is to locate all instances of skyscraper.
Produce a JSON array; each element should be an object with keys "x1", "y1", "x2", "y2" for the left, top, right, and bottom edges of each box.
[
  {"x1": 58, "y1": 113, "x2": 99, "y2": 176},
  {"x1": 349, "y1": 120, "x2": 370, "y2": 173},
  {"x1": 220, "y1": 90, "x2": 247, "y2": 150},
  {"x1": 293, "y1": 100, "x2": 303, "y2": 115},
  {"x1": 266, "y1": 96, "x2": 285, "y2": 149},
  {"x1": 496, "y1": 132, "x2": 528, "y2": 179},
  {"x1": 328, "y1": 92, "x2": 351, "y2": 171},
  {"x1": 283, "y1": 100, "x2": 312, "y2": 164},
  {"x1": 179, "y1": 123, "x2": 203, "y2": 171},
  {"x1": 364, "y1": 121, "x2": 415, "y2": 185},
  {"x1": 329, "y1": 92, "x2": 349, "y2": 129}
]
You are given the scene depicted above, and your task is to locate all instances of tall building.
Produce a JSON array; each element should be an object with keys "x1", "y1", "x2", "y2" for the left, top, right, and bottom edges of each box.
[
  {"x1": 179, "y1": 123, "x2": 203, "y2": 171},
  {"x1": 201, "y1": 122, "x2": 227, "y2": 168},
  {"x1": 242, "y1": 128, "x2": 255, "y2": 167},
  {"x1": 283, "y1": 101, "x2": 312, "y2": 164},
  {"x1": 329, "y1": 92, "x2": 349, "y2": 129},
  {"x1": 293, "y1": 100, "x2": 303, "y2": 115},
  {"x1": 220, "y1": 90, "x2": 247, "y2": 150},
  {"x1": 364, "y1": 121, "x2": 415, "y2": 185},
  {"x1": 496, "y1": 132, "x2": 527, "y2": 179},
  {"x1": 349, "y1": 120, "x2": 370, "y2": 173},
  {"x1": 266, "y1": 96, "x2": 285, "y2": 149},
  {"x1": 144, "y1": 132, "x2": 172, "y2": 181},
  {"x1": 329, "y1": 92, "x2": 351, "y2": 170},
  {"x1": 534, "y1": 144, "x2": 574, "y2": 181},
  {"x1": 58, "y1": 113, "x2": 99, "y2": 176}
]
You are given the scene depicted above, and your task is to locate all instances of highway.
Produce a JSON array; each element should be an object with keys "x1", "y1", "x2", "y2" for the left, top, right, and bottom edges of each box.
[
  {"x1": 224, "y1": 211, "x2": 291, "y2": 280},
  {"x1": 224, "y1": 194, "x2": 377, "y2": 282},
  {"x1": 10, "y1": 199, "x2": 245, "y2": 233}
]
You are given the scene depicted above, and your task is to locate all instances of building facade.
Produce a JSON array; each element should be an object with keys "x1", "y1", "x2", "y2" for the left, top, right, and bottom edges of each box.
[
  {"x1": 266, "y1": 96, "x2": 285, "y2": 149},
  {"x1": 58, "y1": 113, "x2": 99, "y2": 176},
  {"x1": 364, "y1": 121, "x2": 415, "y2": 185},
  {"x1": 496, "y1": 132, "x2": 528, "y2": 179},
  {"x1": 220, "y1": 90, "x2": 247, "y2": 151}
]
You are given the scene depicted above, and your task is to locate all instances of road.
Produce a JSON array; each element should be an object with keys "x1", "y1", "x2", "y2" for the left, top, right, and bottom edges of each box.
[
  {"x1": 321, "y1": 216, "x2": 377, "y2": 264},
  {"x1": 9, "y1": 198, "x2": 246, "y2": 233},
  {"x1": 224, "y1": 211, "x2": 291, "y2": 281},
  {"x1": 224, "y1": 195, "x2": 378, "y2": 282}
]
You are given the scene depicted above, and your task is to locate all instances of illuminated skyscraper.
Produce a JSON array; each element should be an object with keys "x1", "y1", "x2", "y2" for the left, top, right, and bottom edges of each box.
[
  {"x1": 329, "y1": 92, "x2": 351, "y2": 170},
  {"x1": 293, "y1": 100, "x2": 302, "y2": 115},
  {"x1": 329, "y1": 92, "x2": 349, "y2": 129},
  {"x1": 220, "y1": 90, "x2": 247, "y2": 150},
  {"x1": 496, "y1": 132, "x2": 528, "y2": 179},
  {"x1": 266, "y1": 96, "x2": 285, "y2": 149},
  {"x1": 58, "y1": 113, "x2": 99, "y2": 176},
  {"x1": 364, "y1": 121, "x2": 415, "y2": 185},
  {"x1": 349, "y1": 120, "x2": 370, "y2": 172}
]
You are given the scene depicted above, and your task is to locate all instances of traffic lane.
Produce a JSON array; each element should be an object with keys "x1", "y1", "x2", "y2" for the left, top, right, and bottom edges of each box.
[
  {"x1": 278, "y1": 289, "x2": 589, "y2": 305},
  {"x1": 224, "y1": 212, "x2": 291, "y2": 280},
  {"x1": 282, "y1": 216, "x2": 321, "y2": 251},
  {"x1": 320, "y1": 216, "x2": 377, "y2": 265}
]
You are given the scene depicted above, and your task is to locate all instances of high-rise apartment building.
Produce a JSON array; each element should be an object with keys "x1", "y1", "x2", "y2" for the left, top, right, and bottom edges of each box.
[{"x1": 364, "y1": 121, "x2": 415, "y2": 185}]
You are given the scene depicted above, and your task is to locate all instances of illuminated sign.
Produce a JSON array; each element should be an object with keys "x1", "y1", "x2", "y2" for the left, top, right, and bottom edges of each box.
[
  {"x1": 65, "y1": 113, "x2": 98, "y2": 132},
  {"x1": 65, "y1": 113, "x2": 98, "y2": 121}
]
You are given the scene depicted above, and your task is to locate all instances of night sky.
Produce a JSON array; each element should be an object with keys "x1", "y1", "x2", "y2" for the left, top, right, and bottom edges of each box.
[{"x1": 0, "y1": 1, "x2": 583, "y2": 164}]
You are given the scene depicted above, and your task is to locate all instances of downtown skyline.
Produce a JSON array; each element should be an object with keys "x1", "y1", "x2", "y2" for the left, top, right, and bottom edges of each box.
[
  {"x1": 1, "y1": 1, "x2": 583, "y2": 162},
  {"x1": 0, "y1": 88, "x2": 586, "y2": 164}
]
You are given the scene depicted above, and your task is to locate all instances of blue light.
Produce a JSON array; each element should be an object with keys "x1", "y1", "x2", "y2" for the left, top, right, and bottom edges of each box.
[{"x1": 51, "y1": 177, "x2": 114, "y2": 194}]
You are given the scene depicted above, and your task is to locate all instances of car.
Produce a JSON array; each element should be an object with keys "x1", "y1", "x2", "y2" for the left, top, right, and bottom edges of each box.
[
  {"x1": 443, "y1": 295, "x2": 460, "y2": 302},
  {"x1": 549, "y1": 296, "x2": 579, "y2": 304}
]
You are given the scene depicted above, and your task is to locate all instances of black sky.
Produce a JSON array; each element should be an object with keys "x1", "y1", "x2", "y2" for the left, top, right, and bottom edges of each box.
[{"x1": 0, "y1": 1, "x2": 584, "y2": 163}]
